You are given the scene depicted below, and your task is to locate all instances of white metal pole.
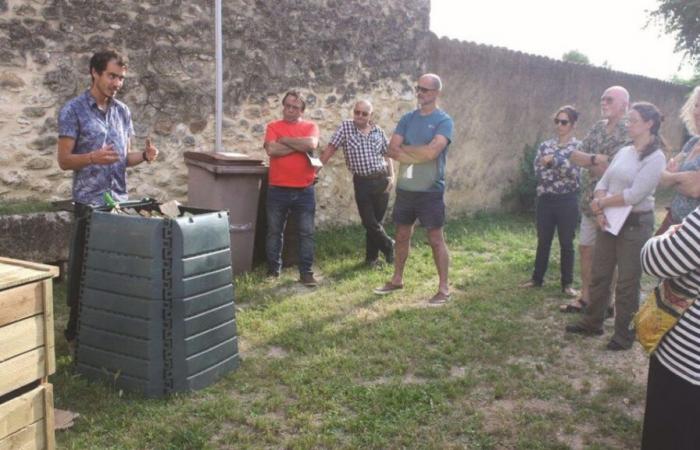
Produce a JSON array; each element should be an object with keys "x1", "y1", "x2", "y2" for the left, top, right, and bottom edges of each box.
[{"x1": 215, "y1": 0, "x2": 223, "y2": 152}]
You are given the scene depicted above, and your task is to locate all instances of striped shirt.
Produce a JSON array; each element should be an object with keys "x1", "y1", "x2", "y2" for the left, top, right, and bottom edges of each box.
[
  {"x1": 328, "y1": 119, "x2": 389, "y2": 176},
  {"x1": 641, "y1": 207, "x2": 700, "y2": 385}
]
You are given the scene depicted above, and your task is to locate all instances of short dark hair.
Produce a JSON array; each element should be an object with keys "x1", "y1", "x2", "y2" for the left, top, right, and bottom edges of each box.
[
  {"x1": 281, "y1": 90, "x2": 306, "y2": 112},
  {"x1": 555, "y1": 105, "x2": 579, "y2": 124},
  {"x1": 89, "y1": 49, "x2": 127, "y2": 81}
]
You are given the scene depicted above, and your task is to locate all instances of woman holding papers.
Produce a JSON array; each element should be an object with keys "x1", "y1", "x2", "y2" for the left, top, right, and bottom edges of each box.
[
  {"x1": 521, "y1": 106, "x2": 581, "y2": 295},
  {"x1": 566, "y1": 102, "x2": 666, "y2": 351}
]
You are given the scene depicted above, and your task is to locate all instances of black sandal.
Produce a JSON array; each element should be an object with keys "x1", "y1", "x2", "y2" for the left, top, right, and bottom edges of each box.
[{"x1": 559, "y1": 298, "x2": 588, "y2": 313}]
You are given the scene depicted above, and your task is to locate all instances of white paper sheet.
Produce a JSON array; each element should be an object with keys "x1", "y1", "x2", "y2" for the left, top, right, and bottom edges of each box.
[{"x1": 603, "y1": 204, "x2": 633, "y2": 236}]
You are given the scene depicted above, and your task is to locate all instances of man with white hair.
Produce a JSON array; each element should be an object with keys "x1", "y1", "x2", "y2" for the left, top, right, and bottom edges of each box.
[
  {"x1": 559, "y1": 85, "x2": 629, "y2": 313},
  {"x1": 320, "y1": 100, "x2": 395, "y2": 267},
  {"x1": 373, "y1": 73, "x2": 454, "y2": 305}
]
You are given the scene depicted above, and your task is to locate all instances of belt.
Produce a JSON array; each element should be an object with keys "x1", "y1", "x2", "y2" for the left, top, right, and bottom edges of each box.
[
  {"x1": 354, "y1": 171, "x2": 388, "y2": 180},
  {"x1": 269, "y1": 185, "x2": 313, "y2": 191},
  {"x1": 625, "y1": 210, "x2": 653, "y2": 226}
]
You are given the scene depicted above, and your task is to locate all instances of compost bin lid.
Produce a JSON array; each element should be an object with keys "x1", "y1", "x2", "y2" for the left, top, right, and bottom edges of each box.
[{"x1": 184, "y1": 151, "x2": 264, "y2": 166}]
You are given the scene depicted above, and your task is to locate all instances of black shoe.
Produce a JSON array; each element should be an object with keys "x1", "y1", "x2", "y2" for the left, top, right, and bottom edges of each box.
[
  {"x1": 266, "y1": 270, "x2": 280, "y2": 279},
  {"x1": 565, "y1": 323, "x2": 604, "y2": 336},
  {"x1": 606, "y1": 340, "x2": 631, "y2": 351},
  {"x1": 300, "y1": 273, "x2": 318, "y2": 287},
  {"x1": 365, "y1": 259, "x2": 380, "y2": 268}
]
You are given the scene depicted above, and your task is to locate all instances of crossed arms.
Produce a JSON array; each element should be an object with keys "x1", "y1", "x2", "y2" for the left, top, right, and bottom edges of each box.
[
  {"x1": 264, "y1": 136, "x2": 319, "y2": 157},
  {"x1": 386, "y1": 134, "x2": 449, "y2": 163}
]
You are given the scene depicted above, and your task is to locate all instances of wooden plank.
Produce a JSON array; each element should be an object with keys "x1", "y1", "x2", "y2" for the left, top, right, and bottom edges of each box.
[
  {"x1": 0, "y1": 282, "x2": 43, "y2": 328},
  {"x1": 0, "y1": 257, "x2": 58, "y2": 281},
  {"x1": 0, "y1": 315, "x2": 43, "y2": 362},
  {"x1": 43, "y1": 384, "x2": 54, "y2": 450},
  {"x1": 0, "y1": 419, "x2": 45, "y2": 450},
  {"x1": 0, "y1": 385, "x2": 44, "y2": 441},
  {"x1": 0, "y1": 257, "x2": 57, "y2": 290},
  {"x1": 0, "y1": 348, "x2": 45, "y2": 398},
  {"x1": 41, "y1": 280, "x2": 55, "y2": 376}
]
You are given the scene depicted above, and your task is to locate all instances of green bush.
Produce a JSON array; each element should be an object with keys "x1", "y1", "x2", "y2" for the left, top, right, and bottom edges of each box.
[{"x1": 503, "y1": 139, "x2": 541, "y2": 212}]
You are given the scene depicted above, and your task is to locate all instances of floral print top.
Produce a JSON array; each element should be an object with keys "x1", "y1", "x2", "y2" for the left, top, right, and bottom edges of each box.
[
  {"x1": 578, "y1": 119, "x2": 629, "y2": 217},
  {"x1": 670, "y1": 136, "x2": 700, "y2": 223},
  {"x1": 58, "y1": 90, "x2": 134, "y2": 206},
  {"x1": 534, "y1": 137, "x2": 581, "y2": 196}
]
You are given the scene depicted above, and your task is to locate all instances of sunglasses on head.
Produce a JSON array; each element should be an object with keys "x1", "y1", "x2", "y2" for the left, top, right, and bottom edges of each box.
[
  {"x1": 353, "y1": 110, "x2": 370, "y2": 117},
  {"x1": 415, "y1": 86, "x2": 435, "y2": 94},
  {"x1": 554, "y1": 118, "x2": 570, "y2": 126}
]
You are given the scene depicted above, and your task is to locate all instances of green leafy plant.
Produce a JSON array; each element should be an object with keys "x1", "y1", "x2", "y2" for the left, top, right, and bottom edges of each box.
[{"x1": 503, "y1": 139, "x2": 541, "y2": 212}]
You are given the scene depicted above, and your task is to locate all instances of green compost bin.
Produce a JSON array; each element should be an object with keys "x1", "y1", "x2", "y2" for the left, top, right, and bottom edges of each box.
[{"x1": 74, "y1": 201, "x2": 239, "y2": 397}]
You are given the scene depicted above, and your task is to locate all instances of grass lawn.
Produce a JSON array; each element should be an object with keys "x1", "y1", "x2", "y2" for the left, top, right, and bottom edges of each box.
[{"x1": 51, "y1": 209, "x2": 658, "y2": 449}]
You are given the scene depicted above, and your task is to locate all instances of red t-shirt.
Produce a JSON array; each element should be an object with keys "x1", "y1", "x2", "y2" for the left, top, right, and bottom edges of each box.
[{"x1": 264, "y1": 119, "x2": 319, "y2": 187}]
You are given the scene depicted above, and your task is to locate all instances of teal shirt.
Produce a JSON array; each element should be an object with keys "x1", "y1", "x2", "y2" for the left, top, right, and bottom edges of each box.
[{"x1": 394, "y1": 109, "x2": 454, "y2": 192}]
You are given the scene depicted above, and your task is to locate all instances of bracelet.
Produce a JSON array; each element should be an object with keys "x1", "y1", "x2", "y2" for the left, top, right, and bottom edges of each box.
[
  {"x1": 590, "y1": 154, "x2": 597, "y2": 166},
  {"x1": 142, "y1": 150, "x2": 148, "y2": 162}
]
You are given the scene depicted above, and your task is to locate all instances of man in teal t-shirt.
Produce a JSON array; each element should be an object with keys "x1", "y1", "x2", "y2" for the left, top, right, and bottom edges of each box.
[{"x1": 373, "y1": 73, "x2": 454, "y2": 305}]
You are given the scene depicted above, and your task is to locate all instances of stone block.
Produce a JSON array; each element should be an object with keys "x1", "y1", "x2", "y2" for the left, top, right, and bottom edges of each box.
[{"x1": 0, "y1": 212, "x2": 72, "y2": 264}]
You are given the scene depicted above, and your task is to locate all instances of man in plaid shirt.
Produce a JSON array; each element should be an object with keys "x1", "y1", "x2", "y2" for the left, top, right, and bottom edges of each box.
[{"x1": 320, "y1": 100, "x2": 395, "y2": 266}]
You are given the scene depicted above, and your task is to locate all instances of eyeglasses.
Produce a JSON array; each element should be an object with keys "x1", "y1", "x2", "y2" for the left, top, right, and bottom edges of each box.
[
  {"x1": 601, "y1": 96, "x2": 615, "y2": 104},
  {"x1": 353, "y1": 110, "x2": 370, "y2": 117},
  {"x1": 554, "y1": 119, "x2": 570, "y2": 126},
  {"x1": 415, "y1": 86, "x2": 436, "y2": 94}
]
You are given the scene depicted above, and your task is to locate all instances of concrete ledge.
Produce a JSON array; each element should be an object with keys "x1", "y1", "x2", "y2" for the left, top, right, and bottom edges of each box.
[{"x1": 0, "y1": 211, "x2": 72, "y2": 266}]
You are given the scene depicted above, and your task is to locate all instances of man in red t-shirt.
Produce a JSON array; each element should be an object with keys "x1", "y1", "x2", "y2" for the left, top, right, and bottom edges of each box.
[{"x1": 264, "y1": 91, "x2": 320, "y2": 286}]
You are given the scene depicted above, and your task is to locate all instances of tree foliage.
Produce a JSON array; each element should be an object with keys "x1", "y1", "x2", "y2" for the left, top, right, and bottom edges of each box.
[
  {"x1": 650, "y1": 0, "x2": 700, "y2": 61},
  {"x1": 562, "y1": 50, "x2": 590, "y2": 64}
]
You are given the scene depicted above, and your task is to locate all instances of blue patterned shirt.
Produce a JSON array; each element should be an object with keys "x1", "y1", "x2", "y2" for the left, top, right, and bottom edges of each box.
[
  {"x1": 58, "y1": 90, "x2": 134, "y2": 206},
  {"x1": 533, "y1": 138, "x2": 581, "y2": 196},
  {"x1": 670, "y1": 135, "x2": 700, "y2": 223}
]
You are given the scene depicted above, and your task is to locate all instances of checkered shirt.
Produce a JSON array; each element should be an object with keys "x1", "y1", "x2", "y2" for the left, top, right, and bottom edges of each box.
[{"x1": 328, "y1": 119, "x2": 389, "y2": 176}]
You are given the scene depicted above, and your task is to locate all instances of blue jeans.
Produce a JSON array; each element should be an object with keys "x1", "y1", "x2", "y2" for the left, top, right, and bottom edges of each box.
[{"x1": 266, "y1": 185, "x2": 315, "y2": 275}]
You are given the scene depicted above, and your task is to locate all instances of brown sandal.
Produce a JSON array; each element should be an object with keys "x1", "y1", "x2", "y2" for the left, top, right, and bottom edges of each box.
[{"x1": 559, "y1": 298, "x2": 588, "y2": 313}]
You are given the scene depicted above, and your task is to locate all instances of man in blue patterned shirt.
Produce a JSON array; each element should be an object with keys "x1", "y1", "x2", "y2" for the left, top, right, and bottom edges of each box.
[{"x1": 57, "y1": 49, "x2": 159, "y2": 348}]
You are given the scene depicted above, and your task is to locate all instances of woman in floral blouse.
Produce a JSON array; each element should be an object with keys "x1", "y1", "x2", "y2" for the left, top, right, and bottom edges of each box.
[
  {"x1": 659, "y1": 86, "x2": 700, "y2": 228},
  {"x1": 521, "y1": 106, "x2": 581, "y2": 296}
]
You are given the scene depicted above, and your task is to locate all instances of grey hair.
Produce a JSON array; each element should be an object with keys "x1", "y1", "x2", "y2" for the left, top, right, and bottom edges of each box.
[
  {"x1": 420, "y1": 73, "x2": 443, "y2": 91},
  {"x1": 355, "y1": 99, "x2": 373, "y2": 112},
  {"x1": 680, "y1": 86, "x2": 700, "y2": 135}
]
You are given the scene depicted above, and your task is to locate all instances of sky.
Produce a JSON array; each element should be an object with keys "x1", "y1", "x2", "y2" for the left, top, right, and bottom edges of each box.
[{"x1": 430, "y1": 0, "x2": 695, "y2": 81}]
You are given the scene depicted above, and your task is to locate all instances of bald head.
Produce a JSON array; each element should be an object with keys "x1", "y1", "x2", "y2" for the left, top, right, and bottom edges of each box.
[
  {"x1": 419, "y1": 73, "x2": 443, "y2": 91},
  {"x1": 354, "y1": 99, "x2": 373, "y2": 113},
  {"x1": 601, "y1": 85, "x2": 629, "y2": 121}
]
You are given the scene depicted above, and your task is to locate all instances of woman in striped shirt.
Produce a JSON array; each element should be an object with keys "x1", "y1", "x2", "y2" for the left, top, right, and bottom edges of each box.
[{"x1": 640, "y1": 207, "x2": 700, "y2": 449}]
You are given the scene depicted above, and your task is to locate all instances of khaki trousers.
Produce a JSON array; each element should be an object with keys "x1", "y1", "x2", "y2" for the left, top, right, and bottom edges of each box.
[{"x1": 580, "y1": 211, "x2": 654, "y2": 347}]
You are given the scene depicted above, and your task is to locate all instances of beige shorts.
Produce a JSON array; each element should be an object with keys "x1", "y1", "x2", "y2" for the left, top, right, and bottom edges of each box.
[{"x1": 579, "y1": 214, "x2": 597, "y2": 246}]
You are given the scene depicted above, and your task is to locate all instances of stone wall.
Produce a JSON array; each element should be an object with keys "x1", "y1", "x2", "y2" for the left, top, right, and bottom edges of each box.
[
  {"x1": 0, "y1": 0, "x2": 429, "y2": 226},
  {"x1": 0, "y1": 0, "x2": 691, "y2": 227},
  {"x1": 427, "y1": 38, "x2": 691, "y2": 214}
]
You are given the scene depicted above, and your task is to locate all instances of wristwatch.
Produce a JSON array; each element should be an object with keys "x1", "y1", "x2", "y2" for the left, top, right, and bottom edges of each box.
[{"x1": 590, "y1": 154, "x2": 597, "y2": 166}]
